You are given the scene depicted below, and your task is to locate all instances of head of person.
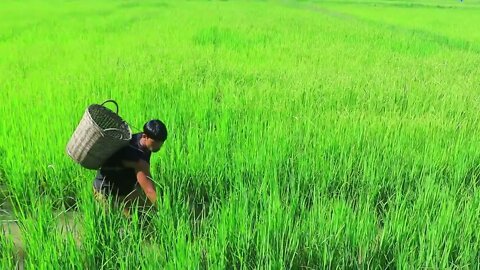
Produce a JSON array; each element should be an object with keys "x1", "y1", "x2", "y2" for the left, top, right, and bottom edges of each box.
[{"x1": 142, "y1": 119, "x2": 167, "y2": 153}]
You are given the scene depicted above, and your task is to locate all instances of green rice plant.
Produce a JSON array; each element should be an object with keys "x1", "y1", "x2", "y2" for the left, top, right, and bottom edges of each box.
[{"x1": 0, "y1": 225, "x2": 16, "y2": 269}]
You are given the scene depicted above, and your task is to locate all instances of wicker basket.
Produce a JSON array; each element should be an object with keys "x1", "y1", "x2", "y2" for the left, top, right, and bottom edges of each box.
[{"x1": 66, "y1": 100, "x2": 132, "y2": 170}]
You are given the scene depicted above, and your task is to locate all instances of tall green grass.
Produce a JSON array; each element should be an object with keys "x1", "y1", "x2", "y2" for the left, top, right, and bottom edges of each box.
[{"x1": 1, "y1": 0, "x2": 480, "y2": 268}]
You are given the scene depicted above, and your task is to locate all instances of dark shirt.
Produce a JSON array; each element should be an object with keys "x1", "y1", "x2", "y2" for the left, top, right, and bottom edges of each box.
[{"x1": 93, "y1": 133, "x2": 151, "y2": 196}]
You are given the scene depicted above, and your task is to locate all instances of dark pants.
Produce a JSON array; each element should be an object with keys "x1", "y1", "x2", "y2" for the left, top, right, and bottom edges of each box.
[{"x1": 93, "y1": 178, "x2": 152, "y2": 218}]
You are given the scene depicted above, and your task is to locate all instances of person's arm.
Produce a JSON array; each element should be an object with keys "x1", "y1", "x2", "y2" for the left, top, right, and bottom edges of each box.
[{"x1": 122, "y1": 159, "x2": 157, "y2": 205}]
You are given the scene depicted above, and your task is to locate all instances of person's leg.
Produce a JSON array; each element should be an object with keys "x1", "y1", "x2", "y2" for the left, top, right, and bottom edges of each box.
[
  {"x1": 122, "y1": 184, "x2": 154, "y2": 219},
  {"x1": 121, "y1": 186, "x2": 143, "y2": 218},
  {"x1": 93, "y1": 187, "x2": 107, "y2": 204},
  {"x1": 93, "y1": 178, "x2": 126, "y2": 215}
]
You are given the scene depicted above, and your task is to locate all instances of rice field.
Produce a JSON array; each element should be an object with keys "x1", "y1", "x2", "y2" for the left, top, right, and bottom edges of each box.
[{"x1": 1, "y1": 0, "x2": 480, "y2": 268}]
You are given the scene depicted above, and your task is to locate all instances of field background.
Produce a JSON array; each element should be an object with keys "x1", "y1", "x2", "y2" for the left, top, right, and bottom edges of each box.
[{"x1": 1, "y1": 0, "x2": 480, "y2": 268}]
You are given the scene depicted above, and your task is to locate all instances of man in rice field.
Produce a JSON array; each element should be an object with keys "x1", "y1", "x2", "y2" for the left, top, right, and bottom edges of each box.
[{"x1": 92, "y1": 119, "x2": 168, "y2": 217}]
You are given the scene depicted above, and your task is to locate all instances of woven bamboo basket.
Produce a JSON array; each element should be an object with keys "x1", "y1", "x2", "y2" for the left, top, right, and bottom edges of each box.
[{"x1": 66, "y1": 100, "x2": 132, "y2": 170}]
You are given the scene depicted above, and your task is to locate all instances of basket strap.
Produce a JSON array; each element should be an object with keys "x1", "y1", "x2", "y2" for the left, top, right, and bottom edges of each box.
[
  {"x1": 103, "y1": 128, "x2": 129, "y2": 140},
  {"x1": 100, "y1": 100, "x2": 119, "y2": 114}
]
